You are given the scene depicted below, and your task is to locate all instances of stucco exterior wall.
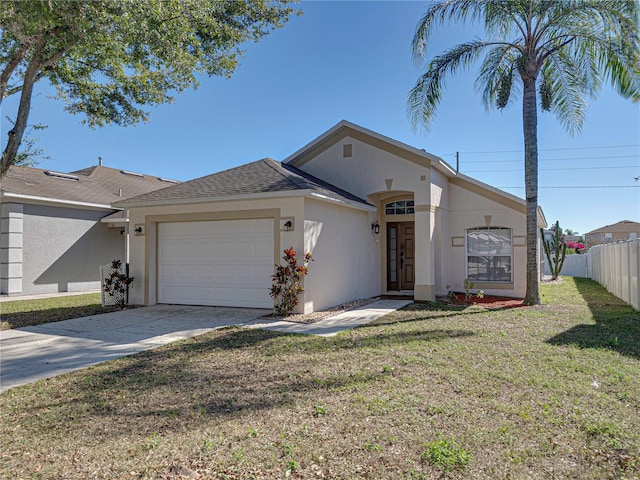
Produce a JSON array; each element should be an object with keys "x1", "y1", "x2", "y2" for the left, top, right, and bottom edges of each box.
[
  {"x1": 303, "y1": 197, "x2": 380, "y2": 312},
  {"x1": 297, "y1": 136, "x2": 429, "y2": 200},
  {"x1": 444, "y1": 182, "x2": 527, "y2": 297},
  {"x1": 431, "y1": 169, "x2": 450, "y2": 296},
  {"x1": 127, "y1": 197, "x2": 304, "y2": 307},
  {"x1": 18, "y1": 203, "x2": 124, "y2": 295}
]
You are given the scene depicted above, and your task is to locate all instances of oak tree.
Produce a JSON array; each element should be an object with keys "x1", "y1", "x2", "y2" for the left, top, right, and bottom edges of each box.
[{"x1": 0, "y1": 0, "x2": 297, "y2": 177}]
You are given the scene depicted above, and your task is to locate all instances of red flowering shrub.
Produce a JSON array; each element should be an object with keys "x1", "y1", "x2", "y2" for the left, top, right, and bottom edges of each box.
[{"x1": 270, "y1": 247, "x2": 313, "y2": 315}]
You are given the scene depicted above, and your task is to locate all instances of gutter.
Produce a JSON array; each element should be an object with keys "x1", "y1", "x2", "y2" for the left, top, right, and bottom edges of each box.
[
  {"x1": 1, "y1": 192, "x2": 115, "y2": 210},
  {"x1": 114, "y1": 188, "x2": 374, "y2": 213}
]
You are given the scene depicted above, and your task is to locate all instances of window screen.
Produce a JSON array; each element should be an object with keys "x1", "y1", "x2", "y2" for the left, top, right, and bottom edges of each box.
[{"x1": 466, "y1": 227, "x2": 512, "y2": 282}]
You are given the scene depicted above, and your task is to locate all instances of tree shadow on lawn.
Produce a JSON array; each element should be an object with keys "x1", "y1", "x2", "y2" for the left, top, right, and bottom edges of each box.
[
  {"x1": 22, "y1": 325, "x2": 474, "y2": 426},
  {"x1": 365, "y1": 301, "x2": 519, "y2": 328},
  {"x1": 547, "y1": 277, "x2": 640, "y2": 359},
  {"x1": 0, "y1": 304, "x2": 123, "y2": 330},
  {"x1": 146, "y1": 324, "x2": 476, "y2": 361}
]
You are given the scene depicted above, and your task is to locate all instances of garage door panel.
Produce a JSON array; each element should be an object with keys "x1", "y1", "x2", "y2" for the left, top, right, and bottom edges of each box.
[{"x1": 158, "y1": 219, "x2": 274, "y2": 308}]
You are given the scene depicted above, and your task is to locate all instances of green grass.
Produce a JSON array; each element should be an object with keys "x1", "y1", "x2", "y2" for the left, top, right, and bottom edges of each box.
[
  {"x1": 1, "y1": 277, "x2": 638, "y2": 479},
  {"x1": 0, "y1": 293, "x2": 124, "y2": 329}
]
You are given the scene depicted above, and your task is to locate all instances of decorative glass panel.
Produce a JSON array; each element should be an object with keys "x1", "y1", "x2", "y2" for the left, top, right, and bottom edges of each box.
[
  {"x1": 384, "y1": 199, "x2": 415, "y2": 215},
  {"x1": 389, "y1": 227, "x2": 397, "y2": 282}
]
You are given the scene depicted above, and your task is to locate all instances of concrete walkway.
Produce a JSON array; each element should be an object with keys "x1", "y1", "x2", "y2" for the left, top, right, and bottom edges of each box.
[
  {"x1": 0, "y1": 299, "x2": 411, "y2": 392},
  {"x1": 247, "y1": 299, "x2": 412, "y2": 336}
]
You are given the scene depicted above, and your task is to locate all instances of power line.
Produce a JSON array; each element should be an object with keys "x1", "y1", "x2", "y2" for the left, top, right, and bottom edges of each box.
[
  {"x1": 449, "y1": 144, "x2": 640, "y2": 155},
  {"x1": 497, "y1": 185, "x2": 640, "y2": 189},
  {"x1": 459, "y1": 154, "x2": 639, "y2": 164},
  {"x1": 463, "y1": 165, "x2": 637, "y2": 173}
]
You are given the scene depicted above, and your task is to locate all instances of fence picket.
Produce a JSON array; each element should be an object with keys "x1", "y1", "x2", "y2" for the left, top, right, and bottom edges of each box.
[{"x1": 542, "y1": 241, "x2": 639, "y2": 310}]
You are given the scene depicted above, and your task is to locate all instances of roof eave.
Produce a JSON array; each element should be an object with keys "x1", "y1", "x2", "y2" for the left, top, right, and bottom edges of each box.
[
  {"x1": 114, "y1": 189, "x2": 314, "y2": 209},
  {"x1": 1, "y1": 192, "x2": 116, "y2": 211}
]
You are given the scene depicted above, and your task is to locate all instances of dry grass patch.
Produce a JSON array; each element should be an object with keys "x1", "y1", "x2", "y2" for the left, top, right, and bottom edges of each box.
[
  {"x1": 0, "y1": 293, "x2": 129, "y2": 330},
  {"x1": 1, "y1": 278, "x2": 639, "y2": 479}
]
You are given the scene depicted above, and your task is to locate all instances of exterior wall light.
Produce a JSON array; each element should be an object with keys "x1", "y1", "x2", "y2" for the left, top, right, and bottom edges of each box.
[
  {"x1": 371, "y1": 221, "x2": 380, "y2": 235},
  {"x1": 284, "y1": 220, "x2": 293, "y2": 231}
]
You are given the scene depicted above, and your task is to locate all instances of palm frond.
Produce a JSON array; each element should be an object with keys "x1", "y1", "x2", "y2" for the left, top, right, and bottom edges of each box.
[
  {"x1": 540, "y1": 51, "x2": 588, "y2": 135},
  {"x1": 408, "y1": 40, "x2": 490, "y2": 130},
  {"x1": 475, "y1": 43, "x2": 522, "y2": 110},
  {"x1": 412, "y1": 0, "x2": 487, "y2": 65},
  {"x1": 410, "y1": 0, "x2": 639, "y2": 131}
]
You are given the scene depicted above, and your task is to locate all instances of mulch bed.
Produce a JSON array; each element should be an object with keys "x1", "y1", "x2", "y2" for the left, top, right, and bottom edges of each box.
[
  {"x1": 444, "y1": 294, "x2": 525, "y2": 309},
  {"x1": 266, "y1": 293, "x2": 527, "y2": 324}
]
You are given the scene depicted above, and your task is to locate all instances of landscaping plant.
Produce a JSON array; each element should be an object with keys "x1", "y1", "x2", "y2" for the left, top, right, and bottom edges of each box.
[
  {"x1": 270, "y1": 247, "x2": 312, "y2": 315},
  {"x1": 542, "y1": 222, "x2": 567, "y2": 280},
  {"x1": 102, "y1": 259, "x2": 134, "y2": 307}
]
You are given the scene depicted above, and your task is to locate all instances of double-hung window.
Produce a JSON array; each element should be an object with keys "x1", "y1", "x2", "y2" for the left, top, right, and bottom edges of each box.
[{"x1": 466, "y1": 227, "x2": 512, "y2": 283}]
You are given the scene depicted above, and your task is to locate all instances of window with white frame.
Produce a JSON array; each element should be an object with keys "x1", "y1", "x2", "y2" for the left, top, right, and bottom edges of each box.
[
  {"x1": 385, "y1": 200, "x2": 414, "y2": 215},
  {"x1": 466, "y1": 227, "x2": 512, "y2": 283},
  {"x1": 605, "y1": 233, "x2": 613, "y2": 243}
]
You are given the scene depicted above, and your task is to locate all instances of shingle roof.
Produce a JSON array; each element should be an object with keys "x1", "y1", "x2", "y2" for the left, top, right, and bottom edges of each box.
[
  {"x1": 118, "y1": 158, "x2": 371, "y2": 207},
  {"x1": 1, "y1": 165, "x2": 179, "y2": 206},
  {"x1": 584, "y1": 220, "x2": 640, "y2": 235}
]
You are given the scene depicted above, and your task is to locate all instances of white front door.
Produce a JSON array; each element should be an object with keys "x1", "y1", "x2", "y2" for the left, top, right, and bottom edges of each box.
[{"x1": 157, "y1": 219, "x2": 274, "y2": 308}]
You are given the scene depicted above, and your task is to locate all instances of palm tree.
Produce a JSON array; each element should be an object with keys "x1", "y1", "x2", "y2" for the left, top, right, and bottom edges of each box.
[{"x1": 408, "y1": 0, "x2": 639, "y2": 305}]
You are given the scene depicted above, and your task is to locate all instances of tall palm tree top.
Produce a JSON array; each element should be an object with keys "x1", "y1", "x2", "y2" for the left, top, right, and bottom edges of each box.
[
  {"x1": 408, "y1": 0, "x2": 640, "y2": 306},
  {"x1": 408, "y1": 0, "x2": 640, "y2": 134}
]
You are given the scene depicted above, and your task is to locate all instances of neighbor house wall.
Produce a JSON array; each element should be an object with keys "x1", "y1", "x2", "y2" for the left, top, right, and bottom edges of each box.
[
  {"x1": 303, "y1": 197, "x2": 380, "y2": 312},
  {"x1": 1, "y1": 202, "x2": 23, "y2": 295},
  {"x1": 127, "y1": 197, "x2": 304, "y2": 308},
  {"x1": 444, "y1": 181, "x2": 527, "y2": 298},
  {"x1": 17, "y1": 203, "x2": 123, "y2": 295}
]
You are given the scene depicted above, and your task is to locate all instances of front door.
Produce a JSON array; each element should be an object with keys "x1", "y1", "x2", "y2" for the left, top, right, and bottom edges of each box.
[{"x1": 387, "y1": 222, "x2": 415, "y2": 291}]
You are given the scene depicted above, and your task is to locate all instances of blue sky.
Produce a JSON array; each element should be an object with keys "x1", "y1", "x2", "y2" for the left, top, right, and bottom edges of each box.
[{"x1": 2, "y1": 1, "x2": 639, "y2": 235}]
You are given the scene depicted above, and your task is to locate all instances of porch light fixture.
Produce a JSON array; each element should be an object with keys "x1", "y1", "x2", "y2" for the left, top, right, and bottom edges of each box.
[
  {"x1": 283, "y1": 220, "x2": 293, "y2": 231},
  {"x1": 371, "y1": 221, "x2": 380, "y2": 235}
]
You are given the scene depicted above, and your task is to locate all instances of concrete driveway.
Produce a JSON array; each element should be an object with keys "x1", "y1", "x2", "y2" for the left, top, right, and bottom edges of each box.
[
  {"x1": 0, "y1": 299, "x2": 411, "y2": 393},
  {"x1": 0, "y1": 304, "x2": 269, "y2": 392}
]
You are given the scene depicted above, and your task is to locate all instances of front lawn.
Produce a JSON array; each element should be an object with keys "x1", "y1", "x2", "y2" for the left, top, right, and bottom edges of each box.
[
  {"x1": 0, "y1": 293, "x2": 122, "y2": 330},
  {"x1": 1, "y1": 278, "x2": 638, "y2": 479}
]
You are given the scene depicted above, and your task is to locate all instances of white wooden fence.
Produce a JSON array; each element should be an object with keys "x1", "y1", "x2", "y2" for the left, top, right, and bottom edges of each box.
[{"x1": 543, "y1": 241, "x2": 639, "y2": 311}]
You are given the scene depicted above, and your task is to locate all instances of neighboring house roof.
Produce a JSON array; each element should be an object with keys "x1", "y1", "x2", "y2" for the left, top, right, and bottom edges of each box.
[
  {"x1": 1, "y1": 165, "x2": 179, "y2": 208},
  {"x1": 115, "y1": 158, "x2": 373, "y2": 209},
  {"x1": 584, "y1": 220, "x2": 640, "y2": 235}
]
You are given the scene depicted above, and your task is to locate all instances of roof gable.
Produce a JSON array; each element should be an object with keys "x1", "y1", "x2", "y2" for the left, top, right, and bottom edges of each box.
[{"x1": 283, "y1": 120, "x2": 455, "y2": 176}]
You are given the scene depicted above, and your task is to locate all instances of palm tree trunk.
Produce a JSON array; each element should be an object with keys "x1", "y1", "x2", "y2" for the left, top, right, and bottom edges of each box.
[{"x1": 522, "y1": 76, "x2": 540, "y2": 305}]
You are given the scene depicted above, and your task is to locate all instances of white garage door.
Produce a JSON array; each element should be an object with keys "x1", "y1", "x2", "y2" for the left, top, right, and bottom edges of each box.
[{"x1": 158, "y1": 219, "x2": 274, "y2": 308}]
